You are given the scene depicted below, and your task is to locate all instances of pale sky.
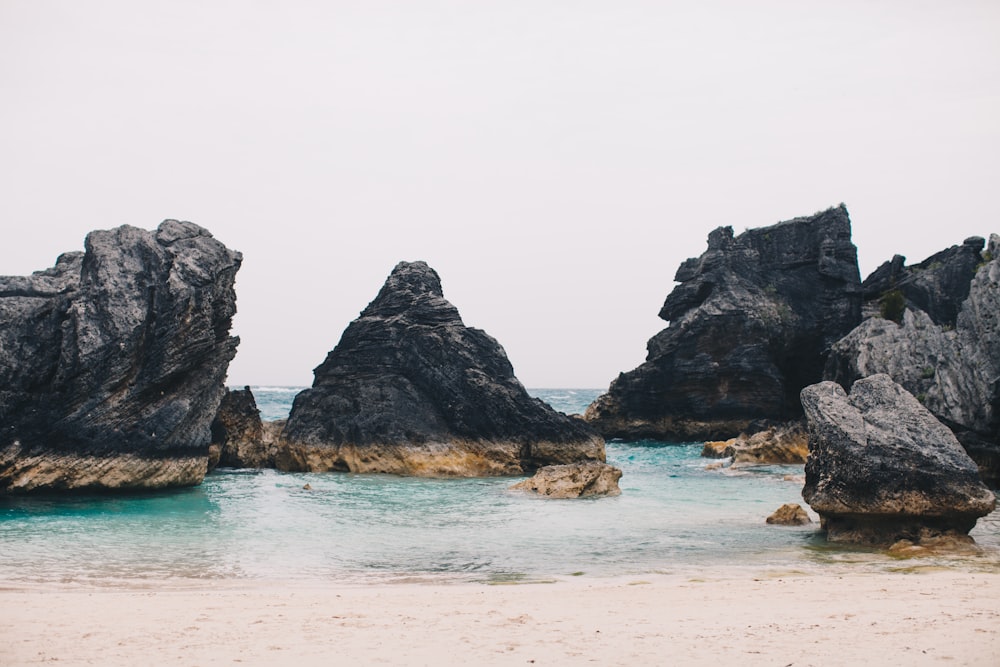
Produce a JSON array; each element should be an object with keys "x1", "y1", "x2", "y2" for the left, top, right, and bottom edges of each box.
[{"x1": 2, "y1": 1, "x2": 998, "y2": 388}]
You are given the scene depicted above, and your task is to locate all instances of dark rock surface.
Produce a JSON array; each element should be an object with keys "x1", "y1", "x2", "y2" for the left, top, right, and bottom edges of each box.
[
  {"x1": 827, "y1": 234, "x2": 1000, "y2": 485},
  {"x1": 860, "y1": 236, "x2": 985, "y2": 326},
  {"x1": 509, "y1": 461, "x2": 622, "y2": 498},
  {"x1": 800, "y1": 375, "x2": 994, "y2": 545},
  {"x1": 280, "y1": 261, "x2": 605, "y2": 476},
  {"x1": 0, "y1": 221, "x2": 241, "y2": 492},
  {"x1": 585, "y1": 206, "x2": 862, "y2": 440},
  {"x1": 209, "y1": 387, "x2": 277, "y2": 469}
]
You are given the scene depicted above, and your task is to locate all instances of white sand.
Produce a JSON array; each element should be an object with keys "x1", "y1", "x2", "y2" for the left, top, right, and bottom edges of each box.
[{"x1": 3, "y1": 569, "x2": 999, "y2": 666}]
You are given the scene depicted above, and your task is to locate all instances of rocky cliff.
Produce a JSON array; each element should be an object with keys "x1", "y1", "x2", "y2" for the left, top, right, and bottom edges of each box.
[
  {"x1": 280, "y1": 261, "x2": 605, "y2": 476},
  {"x1": 801, "y1": 375, "x2": 994, "y2": 545},
  {"x1": 827, "y1": 234, "x2": 999, "y2": 484},
  {"x1": 0, "y1": 221, "x2": 241, "y2": 492},
  {"x1": 585, "y1": 206, "x2": 862, "y2": 440}
]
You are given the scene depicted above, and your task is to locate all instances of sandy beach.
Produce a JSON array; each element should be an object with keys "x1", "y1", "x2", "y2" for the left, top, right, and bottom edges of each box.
[{"x1": 3, "y1": 568, "x2": 999, "y2": 666}]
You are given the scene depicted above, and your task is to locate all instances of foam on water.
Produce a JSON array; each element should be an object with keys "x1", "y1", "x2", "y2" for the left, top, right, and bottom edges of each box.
[{"x1": 2, "y1": 388, "x2": 998, "y2": 584}]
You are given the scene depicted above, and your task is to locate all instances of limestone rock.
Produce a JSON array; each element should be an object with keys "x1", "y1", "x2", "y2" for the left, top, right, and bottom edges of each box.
[
  {"x1": 510, "y1": 461, "x2": 623, "y2": 498},
  {"x1": 702, "y1": 422, "x2": 809, "y2": 465},
  {"x1": 766, "y1": 503, "x2": 812, "y2": 525},
  {"x1": 826, "y1": 234, "x2": 1000, "y2": 485},
  {"x1": 209, "y1": 387, "x2": 281, "y2": 469},
  {"x1": 279, "y1": 261, "x2": 605, "y2": 476},
  {"x1": 585, "y1": 206, "x2": 862, "y2": 441},
  {"x1": 0, "y1": 221, "x2": 241, "y2": 493},
  {"x1": 800, "y1": 375, "x2": 995, "y2": 545}
]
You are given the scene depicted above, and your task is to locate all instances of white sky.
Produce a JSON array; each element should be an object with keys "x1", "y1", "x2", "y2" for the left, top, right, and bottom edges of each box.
[{"x1": 1, "y1": 1, "x2": 998, "y2": 388}]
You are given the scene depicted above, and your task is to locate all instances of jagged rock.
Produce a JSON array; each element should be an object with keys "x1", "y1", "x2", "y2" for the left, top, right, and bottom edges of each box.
[
  {"x1": 826, "y1": 234, "x2": 1000, "y2": 485},
  {"x1": 279, "y1": 261, "x2": 605, "y2": 476},
  {"x1": 701, "y1": 422, "x2": 808, "y2": 465},
  {"x1": 585, "y1": 206, "x2": 862, "y2": 440},
  {"x1": 800, "y1": 375, "x2": 995, "y2": 545},
  {"x1": 509, "y1": 461, "x2": 622, "y2": 498},
  {"x1": 861, "y1": 236, "x2": 985, "y2": 326},
  {"x1": 209, "y1": 387, "x2": 281, "y2": 469},
  {"x1": 766, "y1": 503, "x2": 812, "y2": 525},
  {"x1": 0, "y1": 221, "x2": 241, "y2": 493}
]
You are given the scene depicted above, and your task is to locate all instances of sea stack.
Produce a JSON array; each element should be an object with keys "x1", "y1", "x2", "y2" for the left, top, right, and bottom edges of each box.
[
  {"x1": 279, "y1": 261, "x2": 605, "y2": 476},
  {"x1": 800, "y1": 375, "x2": 995, "y2": 545},
  {"x1": 0, "y1": 221, "x2": 241, "y2": 493},
  {"x1": 585, "y1": 206, "x2": 862, "y2": 440}
]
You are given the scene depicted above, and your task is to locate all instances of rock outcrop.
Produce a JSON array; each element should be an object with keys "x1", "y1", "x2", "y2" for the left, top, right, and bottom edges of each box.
[
  {"x1": 766, "y1": 503, "x2": 812, "y2": 526},
  {"x1": 700, "y1": 422, "x2": 808, "y2": 465},
  {"x1": 585, "y1": 206, "x2": 862, "y2": 440},
  {"x1": 800, "y1": 375, "x2": 994, "y2": 545},
  {"x1": 279, "y1": 261, "x2": 605, "y2": 476},
  {"x1": 827, "y1": 234, "x2": 1000, "y2": 485},
  {"x1": 510, "y1": 461, "x2": 623, "y2": 498},
  {"x1": 0, "y1": 221, "x2": 241, "y2": 493},
  {"x1": 209, "y1": 387, "x2": 280, "y2": 469}
]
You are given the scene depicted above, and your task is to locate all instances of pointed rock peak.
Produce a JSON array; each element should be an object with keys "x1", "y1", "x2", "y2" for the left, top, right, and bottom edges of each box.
[{"x1": 361, "y1": 260, "x2": 462, "y2": 324}]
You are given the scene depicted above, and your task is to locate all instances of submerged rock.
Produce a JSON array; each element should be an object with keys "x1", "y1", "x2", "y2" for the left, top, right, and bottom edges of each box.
[
  {"x1": 800, "y1": 375, "x2": 994, "y2": 545},
  {"x1": 827, "y1": 234, "x2": 1000, "y2": 485},
  {"x1": 279, "y1": 261, "x2": 605, "y2": 476},
  {"x1": 585, "y1": 206, "x2": 862, "y2": 441},
  {"x1": 0, "y1": 221, "x2": 241, "y2": 493},
  {"x1": 766, "y1": 503, "x2": 812, "y2": 526},
  {"x1": 510, "y1": 461, "x2": 623, "y2": 498}
]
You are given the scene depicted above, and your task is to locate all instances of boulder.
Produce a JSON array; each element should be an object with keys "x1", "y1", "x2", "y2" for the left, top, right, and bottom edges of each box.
[
  {"x1": 826, "y1": 234, "x2": 1000, "y2": 485},
  {"x1": 509, "y1": 461, "x2": 623, "y2": 498},
  {"x1": 0, "y1": 221, "x2": 241, "y2": 493},
  {"x1": 701, "y1": 422, "x2": 809, "y2": 465},
  {"x1": 800, "y1": 375, "x2": 995, "y2": 545},
  {"x1": 585, "y1": 206, "x2": 862, "y2": 441},
  {"x1": 279, "y1": 261, "x2": 605, "y2": 476},
  {"x1": 766, "y1": 503, "x2": 812, "y2": 525},
  {"x1": 209, "y1": 387, "x2": 280, "y2": 469}
]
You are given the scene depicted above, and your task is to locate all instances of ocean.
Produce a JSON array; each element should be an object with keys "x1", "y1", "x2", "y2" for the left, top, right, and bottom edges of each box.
[{"x1": 2, "y1": 388, "x2": 998, "y2": 585}]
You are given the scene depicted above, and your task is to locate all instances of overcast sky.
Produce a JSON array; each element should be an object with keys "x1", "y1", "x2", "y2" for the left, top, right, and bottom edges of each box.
[{"x1": 2, "y1": 1, "x2": 998, "y2": 388}]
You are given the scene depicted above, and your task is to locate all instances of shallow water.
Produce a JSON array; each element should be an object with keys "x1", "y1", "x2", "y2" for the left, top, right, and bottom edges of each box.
[{"x1": 2, "y1": 388, "x2": 998, "y2": 584}]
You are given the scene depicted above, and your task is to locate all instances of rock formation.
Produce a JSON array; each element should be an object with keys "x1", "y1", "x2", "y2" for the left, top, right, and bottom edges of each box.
[
  {"x1": 585, "y1": 206, "x2": 862, "y2": 440},
  {"x1": 766, "y1": 503, "x2": 812, "y2": 526},
  {"x1": 509, "y1": 461, "x2": 622, "y2": 498},
  {"x1": 800, "y1": 375, "x2": 994, "y2": 545},
  {"x1": 279, "y1": 261, "x2": 605, "y2": 476},
  {"x1": 700, "y1": 422, "x2": 808, "y2": 465},
  {"x1": 209, "y1": 387, "x2": 280, "y2": 469},
  {"x1": 0, "y1": 221, "x2": 241, "y2": 493},
  {"x1": 827, "y1": 234, "x2": 1000, "y2": 485}
]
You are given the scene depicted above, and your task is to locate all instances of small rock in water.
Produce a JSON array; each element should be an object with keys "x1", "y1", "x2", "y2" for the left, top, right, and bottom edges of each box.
[
  {"x1": 766, "y1": 503, "x2": 812, "y2": 526},
  {"x1": 510, "y1": 461, "x2": 622, "y2": 499},
  {"x1": 302, "y1": 483, "x2": 312, "y2": 491}
]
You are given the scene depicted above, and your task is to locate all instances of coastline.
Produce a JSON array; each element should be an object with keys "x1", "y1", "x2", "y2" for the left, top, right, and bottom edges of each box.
[{"x1": 3, "y1": 568, "x2": 999, "y2": 666}]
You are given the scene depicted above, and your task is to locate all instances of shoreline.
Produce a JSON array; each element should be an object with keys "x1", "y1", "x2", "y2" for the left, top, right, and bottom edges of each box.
[{"x1": 3, "y1": 568, "x2": 999, "y2": 666}]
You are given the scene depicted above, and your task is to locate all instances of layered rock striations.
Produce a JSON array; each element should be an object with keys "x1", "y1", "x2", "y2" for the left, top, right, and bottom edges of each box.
[
  {"x1": 585, "y1": 206, "x2": 862, "y2": 440},
  {"x1": 800, "y1": 375, "x2": 994, "y2": 545},
  {"x1": 827, "y1": 234, "x2": 1000, "y2": 484},
  {"x1": 0, "y1": 221, "x2": 241, "y2": 492},
  {"x1": 280, "y1": 261, "x2": 605, "y2": 476}
]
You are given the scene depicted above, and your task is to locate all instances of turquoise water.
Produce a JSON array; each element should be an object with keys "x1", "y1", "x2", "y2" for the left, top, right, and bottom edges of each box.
[{"x1": 2, "y1": 388, "x2": 998, "y2": 585}]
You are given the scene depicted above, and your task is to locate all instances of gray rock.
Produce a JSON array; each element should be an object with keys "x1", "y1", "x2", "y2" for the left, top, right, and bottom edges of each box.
[
  {"x1": 509, "y1": 461, "x2": 623, "y2": 498},
  {"x1": 279, "y1": 261, "x2": 605, "y2": 476},
  {"x1": 0, "y1": 221, "x2": 241, "y2": 493},
  {"x1": 209, "y1": 387, "x2": 279, "y2": 469},
  {"x1": 800, "y1": 375, "x2": 995, "y2": 545},
  {"x1": 826, "y1": 234, "x2": 1000, "y2": 484},
  {"x1": 585, "y1": 206, "x2": 862, "y2": 440}
]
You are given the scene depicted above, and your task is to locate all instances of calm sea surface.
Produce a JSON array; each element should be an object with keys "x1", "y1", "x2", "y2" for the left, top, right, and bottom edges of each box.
[{"x1": 2, "y1": 388, "x2": 998, "y2": 585}]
